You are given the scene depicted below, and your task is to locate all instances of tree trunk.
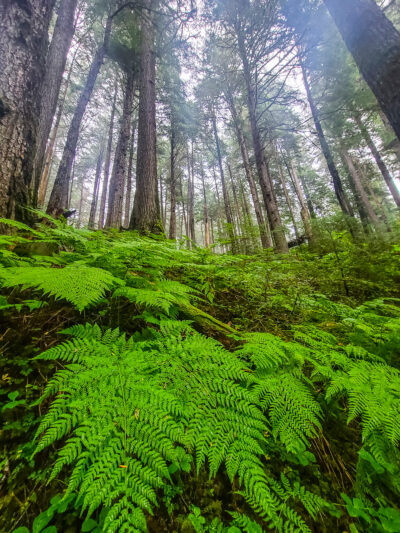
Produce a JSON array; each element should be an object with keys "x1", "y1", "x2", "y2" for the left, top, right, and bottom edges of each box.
[
  {"x1": 106, "y1": 69, "x2": 135, "y2": 228},
  {"x1": 47, "y1": 15, "x2": 112, "y2": 217},
  {"x1": 0, "y1": 0, "x2": 55, "y2": 222},
  {"x1": 98, "y1": 82, "x2": 118, "y2": 229},
  {"x1": 278, "y1": 163, "x2": 300, "y2": 241},
  {"x1": 88, "y1": 145, "x2": 105, "y2": 229},
  {"x1": 129, "y1": 0, "x2": 161, "y2": 233},
  {"x1": 324, "y1": 0, "x2": 400, "y2": 141},
  {"x1": 212, "y1": 114, "x2": 237, "y2": 253},
  {"x1": 200, "y1": 161, "x2": 210, "y2": 248},
  {"x1": 187, "y1": 143, "x2": 196, "y2": 244},
  {"x1": 226, "y1": 90, "x2": 272, "y2": 248},
  {"x1": 341, "y1": 147, "x2": 381, "y2": 226},
  {"x1": 236, "y1": 28, "x2": 288, "y2": 253},
  {"x1": 33, "y1": 0, "x2": 78, "y2": 200},
  {"x1": 124, "y1": 122, "x2": 136, "y2": 228},
  {"x1": 38, "y1": 56, "x2": 75, "y2": 207},
  {"x1": 300, "y1": 62, "x2": 354, "y2": 217},
  {"x1": 169, "y1": 127, "x2": 177, "y2": 239},
  {"x1": 354, "y1": 115, "x2": 400, "y2": 206},
  {"x1": 289, "y1": 164, "x2": 313, "y2": 242},
  {"x1": 378, "y1": 109, "x2": 400, "y2": 163}
]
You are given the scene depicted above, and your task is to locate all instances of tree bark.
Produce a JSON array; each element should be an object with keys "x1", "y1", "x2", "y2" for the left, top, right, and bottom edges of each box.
[
  {"x1": 129, "y1": 0, "x2": 161, "y2": 233},
  {"x1": 98, "y1": 82, "x2": 118, "y2": 229},
  {"x1": 341, "y1": 147, "x2": 381, "y2": 226},
  {"x1": 212, "y1": 114, "x2": 237, "y2": 253},
  {"x1": 289, "y1": 164, "x2": 313, "y2": 242},
  {"x1": 300, "y1": 62, "x2": 354, "y2": 217},
  {"x1": 0, "y1": 0, "x2": 55, "y2": 222},
  {"x1": 187, "y1": 143, "x2": 196, "y2": 244},
  {"x1": 37, "y1": 56, "x2": 75, "y2": 207},
  {"x1": 47, "y1": 15, "x2": 112, "y2": 218},
  {"x1": 354, "y1": 115, "x2": 400, "y2": 206},
  {"x1": 200, "y1": 161, "x2": 210, "y2": 248},
  {"x1": 324, "y1": 0, "x2": 400, "y2": 141},
  {"x1": 33, "y1": 0, "x2": 78, "y2": 200},
  {"x1": 88, "y1": 145, "x2": 105, "y2": 229},
  {"x1": 235, "y1": 27, "x2": 288, "y2": 253},
  {"x1": 226, "y1": 89, "x2": 272, "y2": 248},
  {"x1": 278, "y1": 163, "x2": 300, "y2": 241},
  {"x1": 169, "y1": 127, "x2": 177, "y2": 239},
  {"x1": 124, "y1": 122, "x2": 136, "y2": 228},
  {"x1": 106, "y1": 68, "x2": 135, "y2": 228}
]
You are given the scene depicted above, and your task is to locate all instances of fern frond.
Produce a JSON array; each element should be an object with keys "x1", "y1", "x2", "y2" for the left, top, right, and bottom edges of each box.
[{"x1": 0, "y1": 265, "x2": 121, "y2": 311}]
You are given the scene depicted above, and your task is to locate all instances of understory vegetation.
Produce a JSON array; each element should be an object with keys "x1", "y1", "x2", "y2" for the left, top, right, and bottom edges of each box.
[{"x1": 1, "y1": 214, "x2": 400, "y2": 533}]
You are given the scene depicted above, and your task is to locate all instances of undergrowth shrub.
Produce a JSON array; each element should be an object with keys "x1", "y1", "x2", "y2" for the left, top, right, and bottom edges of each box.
[{"x1": 1, "y1": 216, "x2": 400, "y2": 532}]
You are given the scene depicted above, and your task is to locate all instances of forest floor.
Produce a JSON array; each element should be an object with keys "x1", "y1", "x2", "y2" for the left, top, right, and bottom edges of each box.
[{"x1": 1, "y1": 216, "x2": 400, "y2": 533}]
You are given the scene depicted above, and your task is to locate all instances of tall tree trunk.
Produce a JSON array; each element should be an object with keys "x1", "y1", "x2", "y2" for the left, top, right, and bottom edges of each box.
[
  {"x1": 0, "y1": 0, "x2": 55, "y2": 222},
  {"x1": 179, "y1": 171, "x2": 188, "y2": 238},
  {"x1": 38, "y1": 56, "x2": 75, "y2": 207},
  {"x1": 228, "y1": 163, "x2": 248, "y2": 253},
  {"x1": 47, "y1": 15, "x2": 112, "y2": 217},
  {"x1": 88, "y1": 145, "x2": 105, "y2": 229},
  {"x1": 200, "y1": 161, "x2": 210, "y2": 248},
  {"x1": 354, "y1": 115, "x2": 400, "y2": 206},
  {"x1": 277, "y1": 163, "x2": 300, "y2": 241},
  {"x1": 98, "y1": 82, "x2": 117, "y2": 229},
  {"x1": 357, "y1": 161, "x2": 391, "y2": 229},
  {"x1": 106, "y1": 69, "x2": 135, "y2": 228},
  {"x1": 341, "y1": 147, "x2": 381, "y2": 226},
  {"x1": 324, "y1": 0, "x2": 400, "y2": 140},
  {"x1": 169, "y1": 127, "x2": 177, "y2": 239},
  {"x1": 226, "y1": 89, "x2": 271, "y2": 248},
  {"x1": 187, "y1": 143, "x2": 196, "y2": 244},
  {"x1": 300, "y1": 62, "x2": 354, "y2": 217},
  {"x1": 212, "y1": 114, "x2": 237, "y2": 253},
  {"x1": 378, "y1": 109, "x2": 400, "y2": 163},
  {"x1": 289, "y1": 164, "x2": 313, "y2": 241},
  {"x1": 129, "y1": 0, "x2": 161, "y2": 233},
  {"x1": 33, "y1": 0, "x2": 78, "y2": 200},
  {"x1": 235, "y1": 28, "x2": 288, "y2": 252},
  {"x1": 124, "y1": 123, "x2": 136, "y2": 228}
]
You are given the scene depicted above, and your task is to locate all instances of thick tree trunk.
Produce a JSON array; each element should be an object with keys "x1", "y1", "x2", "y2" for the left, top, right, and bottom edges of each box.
[
  {"x1": 124, "y1": 123, "x2": 136, "y2": 228},
  {"x1": 47, "y1": 15, "x2": 112, "y2": 218},
  {"x1": 0, "y1": 0, "x2": 55, "y2": 222},
  {"x1": 169, "y1": 128, "x2": 177, "y2": 239},
  {"x1": 212, "y1": 115, "x2": 237, "y2": 253},
  {"x1": 226, "y1": 90, "x2": 272, "y2": 248},
  {"x1": 106, "y1": 69, "x2": 135, "y2": 228},
  {"x1": 354, "y1": 115, "x2": 400, "y2": 206},
  {"x1": 33, "y1": 0, "x2": 78, "y2": 200},
  {"x1": 236, "y1": 29, "x2": 288, "y2": 253},
  {"x1": 341, "y1": 147, "x2": 381, "y2": 226},
  {"x1": 301, "y1": 62, "x2": 354, "y2": 217},
  {"x1": 88, "y1": 146, "x2": 105, "y2": 229},
  {"x1": 129, "y1": 0, "x2": 161, "y2": 233},
  {"x1": 324, "y1": 0, "x2": 400, "y2": 141},
  {"x1": 98, "y1": 82, "x2": 118, "y2": 229}
]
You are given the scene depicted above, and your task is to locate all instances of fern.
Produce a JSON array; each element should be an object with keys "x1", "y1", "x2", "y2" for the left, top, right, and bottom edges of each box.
[
  {"x1": 34, "y1": 322, "x2": 319, "y2": 532},
  {"x1": 0, "y1": 265, "x2": 122, "y2": 311}
]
